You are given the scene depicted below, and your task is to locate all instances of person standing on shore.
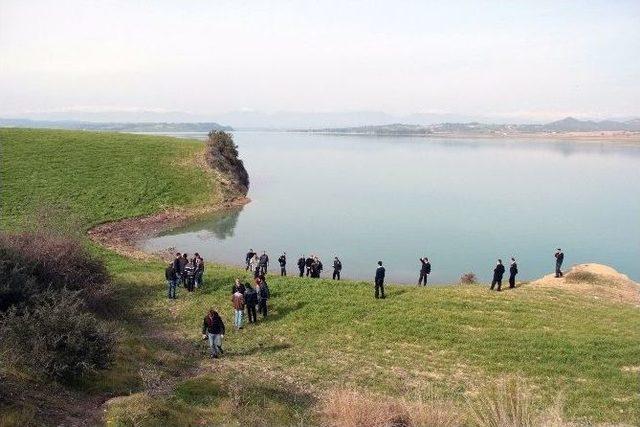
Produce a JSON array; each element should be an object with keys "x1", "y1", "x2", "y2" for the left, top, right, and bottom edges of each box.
[
  {"x1": 183, "y1": 259, "x2": 196, "y2": 292},
  {"x1": 555, "y1": 248, "x2": 564, "y2": 278},
  {"x1": 165, "y1": 262, "x2": 178, "y2": 299},
  {"x1": 509, "y1": 257, "x2": 518, "y2": 288},
  {"x1": 332, "y1": 257, "x2": 342, "y2": 280},
  {"x1": 278, "y1": 252, "x2": 287, "y2": 276},
  {"x1": 250, "y1": 253, "x2": 260, "y2": 278},
  {"x1": 202, "y1": 309, "x2": 225, "y2": 358},
  {"x1": 418, "y1": 257, "x2": 431, "y2": 286},
  {"x1": 305, "y1": 256, "x2": 314, "y2": 277},
  {"x1": 259, "y1": 252, "x2": 269, "y2": 275},
  {"x1": 179, "y1": 253, "x2": 189, "y2": 286},
  {"x1": 297, "y1": 255, "x2": 306, "y2": 277},
  {"x1": 245, "y1": 249, "x2": 256, "y2": 271},
  {"x1": 375, "y1": 261, "x2": 386, "y2": 299},
  {"x1": 490, "y1": 259, "x2": 505, "y2": 291},
  {"x1": 194, "y1": 253, "x2": 204, "y2": 288}
]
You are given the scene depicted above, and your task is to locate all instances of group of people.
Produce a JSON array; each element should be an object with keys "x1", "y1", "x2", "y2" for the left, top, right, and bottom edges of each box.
[
  {"x1": 245, "y1": 250, "x2": 344, "y2": 281},
  {"x1": 165, "y1": 252, "x2": 205, "y2": 298},
  {"x1": 489, "y1": 249, "x2": 564, "y2": 291},
  {"x1": 201, "y1": 275, "x2": 271, "y2": 358}
]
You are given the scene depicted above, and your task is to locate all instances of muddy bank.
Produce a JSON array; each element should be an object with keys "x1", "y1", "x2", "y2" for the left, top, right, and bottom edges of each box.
[{"x1": 88, "y1": 197, "x2": 250, "y2": 259}]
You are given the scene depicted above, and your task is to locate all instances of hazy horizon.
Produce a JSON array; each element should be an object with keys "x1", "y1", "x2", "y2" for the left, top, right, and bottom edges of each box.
[{"x1": 1, "y1": 0, "x2": 639, "y2": 125}]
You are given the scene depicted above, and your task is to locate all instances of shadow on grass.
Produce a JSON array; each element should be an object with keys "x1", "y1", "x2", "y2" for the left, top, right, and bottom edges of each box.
[
  {"x1": 268, "y1": 301, "x2": 308, "y2": 321},
  {"x1": 227, "y1": 342, "x2": 292, "y2": 357}
]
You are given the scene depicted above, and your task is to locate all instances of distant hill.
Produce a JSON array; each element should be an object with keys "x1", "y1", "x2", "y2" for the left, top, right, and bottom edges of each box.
[
  {"x1": 0, "y1": 118, "x2": 232, "y2": 132},
  {"x1": 302, "y1": 117, "x2": 640, "y2": 135}
]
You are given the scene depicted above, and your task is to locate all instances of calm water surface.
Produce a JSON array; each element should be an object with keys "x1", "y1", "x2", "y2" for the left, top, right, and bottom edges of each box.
[{"x1": 141, "y1": 132, "x2": 640, "y2": 283}]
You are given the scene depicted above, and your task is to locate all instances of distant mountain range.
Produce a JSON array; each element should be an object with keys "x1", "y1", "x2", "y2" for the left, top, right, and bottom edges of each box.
[
  {"x1": 302, "y1": 117, "x2": 640, "y2": 135},
  {"x1": 0, "y1": 118, "x2": 232, "y2": 132}
]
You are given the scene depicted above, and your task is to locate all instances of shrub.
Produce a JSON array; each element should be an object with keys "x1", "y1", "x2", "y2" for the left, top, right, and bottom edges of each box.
[
  {"x1": 0, "y1": 231, "x2": 112, "y2": 313},
  {"x1": 564, "y1": 270, "x2": 598, "y2": 284},
  {"x1": 0, "y1": 289, "x2": 115, "y2": 382},
  {"x1": 460, "y1": 272, "x2": 478, "y2": 284},
  {"x1": 205, "y1": 131, "x2": 249, "y2": 196}
]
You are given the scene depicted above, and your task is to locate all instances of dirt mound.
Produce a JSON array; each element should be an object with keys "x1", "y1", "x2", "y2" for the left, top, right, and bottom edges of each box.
[{"x1": 530, "y1": 263, "x2": 640, "y2": 306}]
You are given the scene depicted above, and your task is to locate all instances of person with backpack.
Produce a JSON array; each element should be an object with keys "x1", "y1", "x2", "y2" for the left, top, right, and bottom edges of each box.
[
  {"x1": 278, "y1": 252, "x2": 287, "y2": 276},
  {"x1": 297, "y1": 255, "x2": 306, "y2": 277},
  {"x1": 332, "y1": 257, "x2": 342, "y2": 280},
  {"x1": 555, "y1": 248, "x2": 564, "y2": 278},
  {"x1": 256, "y1": 276, "x2": 270, "y2": 318},
  {"x1": 165, "y1": 262, "x2": 178, "y2": 299},
  {"x1": 375, "y1": 261, "x2": 386, "y2": 299},
  {"x1": 509, "y1": 257, "x2": 518, "y2": 288},
  {"x1": 490, "y1": 259, "x2": 506, "y2": 291},
  {"x1": 418, "y1": 257, "x2": 431, "y2": 286},
  {"x1": 202, "y1": 309, "x2": 225, "y2": 358},
  {"x1": 243, "y1": 283, "x2": 258, "y2": 323}
]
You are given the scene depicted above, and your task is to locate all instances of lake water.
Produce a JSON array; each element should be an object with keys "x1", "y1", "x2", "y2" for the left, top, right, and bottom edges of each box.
[{"x1": 141, "y1": 131, "x2": 640, "y2": 284}]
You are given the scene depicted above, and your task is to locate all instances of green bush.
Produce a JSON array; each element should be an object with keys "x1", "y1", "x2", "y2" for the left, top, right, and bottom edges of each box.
[{"x1": 0, "y1": 289, "x2": 115, "y2": 382}]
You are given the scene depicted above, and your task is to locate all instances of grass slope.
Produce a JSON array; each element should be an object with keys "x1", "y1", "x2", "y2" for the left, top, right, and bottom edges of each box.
[{"x1": 1, "y1": 128, "x2": 639, "y2": 425}]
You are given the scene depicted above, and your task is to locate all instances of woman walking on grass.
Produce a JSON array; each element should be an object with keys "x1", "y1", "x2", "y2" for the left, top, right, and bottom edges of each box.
[
  {"x1": 202, "y1": 309, "x2": 225, "y2": 358},
  {"x1": 232, "y1": 288, "x2": 245, "y2": 329}
]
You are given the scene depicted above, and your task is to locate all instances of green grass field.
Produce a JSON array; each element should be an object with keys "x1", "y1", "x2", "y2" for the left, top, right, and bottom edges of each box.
[{"x1": 1, "y1": 128, "x2": 639, "y2": 426}]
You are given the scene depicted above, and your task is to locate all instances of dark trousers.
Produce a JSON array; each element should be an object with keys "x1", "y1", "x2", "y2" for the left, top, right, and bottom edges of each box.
[
  {"x1": 260, "y1": 265, "x2": 267, "y2": 275},
  {"x1": 254, "y1": 267, "x2": 260, "y2": 278},
  {"x1": 280, "y1": 266, "x2": 286, "y2": 276},
  {"x1": 245, "y1": 260, "x2": 251, "y2": 271},
  {"x1": 299, "y1": 267, "x2": 304, "y2": 277},
  {"x1": 490, "y1": 277, "x2": 502, "y2": 291},
  {"x1": 509, "y1": 273, "x2": 516, "y2": 288},
  {"x1": 186, "y1": 277, "x2": 195, "y2": 292},
  {"x1": 333, "y1": 270, "x2": 340, "y2": 280},
  {"x1": 418, "y1": 271, "x2": 428, "y2": 286},
  {"x1": 247, "y1": 304, "x2": 257, "y2": 323},
  {"x1": 555, "y1": 261, "x2": 563, "y2": 277},
  {"x1": 375, "y1": 280, "x2": 385, "y2": 298},
  {"x1": 258, "y1": 300, "x2": 268, "y2": 317}
]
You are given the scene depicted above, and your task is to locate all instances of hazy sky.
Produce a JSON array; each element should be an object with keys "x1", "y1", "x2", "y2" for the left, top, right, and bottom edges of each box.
[{"x1": 1, "y1": 0, "x2": 639, "y2": 120}]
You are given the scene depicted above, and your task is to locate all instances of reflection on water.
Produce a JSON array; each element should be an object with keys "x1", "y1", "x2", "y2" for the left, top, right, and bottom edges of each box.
[
  {"x1": 161, "y1": 207, "x2": 243, "y2": 240},
  {"x1": 142, "y1": 132, "x2": 640, "y2": 283}
]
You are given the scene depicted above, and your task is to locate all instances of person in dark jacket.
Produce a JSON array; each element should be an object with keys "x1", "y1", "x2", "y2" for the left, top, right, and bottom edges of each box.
[
  {"x1": 256, "y1": 276, "x2": 270, "y2": 318},
  {"x1": 375, "y1": 261, "x2": 386, "y2": 299},
  {"x1": 243, "y1": 283, "x2": 258, "y2": 323},
  {"x1": 173, "y1": 252, "x2": 182, "y2": 286},
  {"x1": 245, "y1": 249, "x2": 256, "y2": 271},
  {"x1": 231, "y1": 278, "x2": 246, "y2": 296},
  {"x1": 278, "y1": 252, "x2": 287, "y2": 276},
  {"x1": 305, "y1": 256, "x2": 314, "y2": 277},
  {"x1": 509, "y1": 257, "x2": 518, "y2": 288},
  {"x1": 297, "y1": 255, "x2": 306, "y2": 277},
  {"x1": 418, "y1": 257, "x2": 431, "y2": 286},
  {"x1": 555, "y1": 248, "x2": 564, "y2": 278},
  {"x1": 183, "y1": 259, "x2": 196, "y2": 292},
  {"x1": 490, "y1": 259, "x2": 506, "y2": 291},
  {"x1": 165, "y1": 262, "x2": 178, "y2": 299},
  {"x1": 310, "y1": 257, "x2": 323, "y2": 278},
  {"x1": 332, "y1": 257, "x2": 342, "y2": 280},
  {"x1": 259, "y1": 252, "x2": 269, "y2": 275},
  {"x1": 202, "y1": 309, "x2": 225, "y2": 358},
  {"x1": 179, "y1": 253, "x2": 189, "y2": 286},
  {"x1": 194, "y1": 253, "x2": 205, "y2": 289}
]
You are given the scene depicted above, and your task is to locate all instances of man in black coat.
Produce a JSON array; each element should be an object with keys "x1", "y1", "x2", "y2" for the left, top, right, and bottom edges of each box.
[
  {"x1": 375, "y1": 261, "x2": 386, "y2": 299},
  {"x1": 305, "y1": 256, "x2": 314, "y2": 277},
  {"x1": 259, "y1": 252, "x2": 269, "y2": 275},
  {"x1": 555, "y1": 248, "x2": 564, "y2": 278},
  {"x1": 509, "y1": 257, "x2": 518, "y2": 288},
  {"x1": 278, "y1": 252, "x2": 287, "y2": 276},
  {"x1": 418, "y1": 257, "x2": 431, "y2": 286},
  {"x1": 332, "y1": 257, "x2": 342, "y2": 280},
  {"x1": 490, "y1": 259, "x2": 506, "y2": 291},
  {"x1": 297, "y1": 255, "x2": 306, "y2": 277}
]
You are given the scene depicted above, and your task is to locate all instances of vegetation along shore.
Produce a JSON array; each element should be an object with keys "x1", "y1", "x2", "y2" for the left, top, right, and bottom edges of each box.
[{"x1": 1, "y1": 128, "x2": 639, "y2": 426}]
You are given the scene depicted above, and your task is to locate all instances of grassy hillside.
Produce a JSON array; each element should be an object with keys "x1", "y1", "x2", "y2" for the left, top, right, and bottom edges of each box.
[{"x1": 1, "y1": 128, "x2": 639, "y2": 426}]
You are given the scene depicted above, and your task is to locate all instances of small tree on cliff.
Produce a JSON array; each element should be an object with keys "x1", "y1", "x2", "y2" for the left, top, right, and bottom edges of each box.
[{"x1": 205, "y1": 131, "x2": 249, "y2": 196}]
